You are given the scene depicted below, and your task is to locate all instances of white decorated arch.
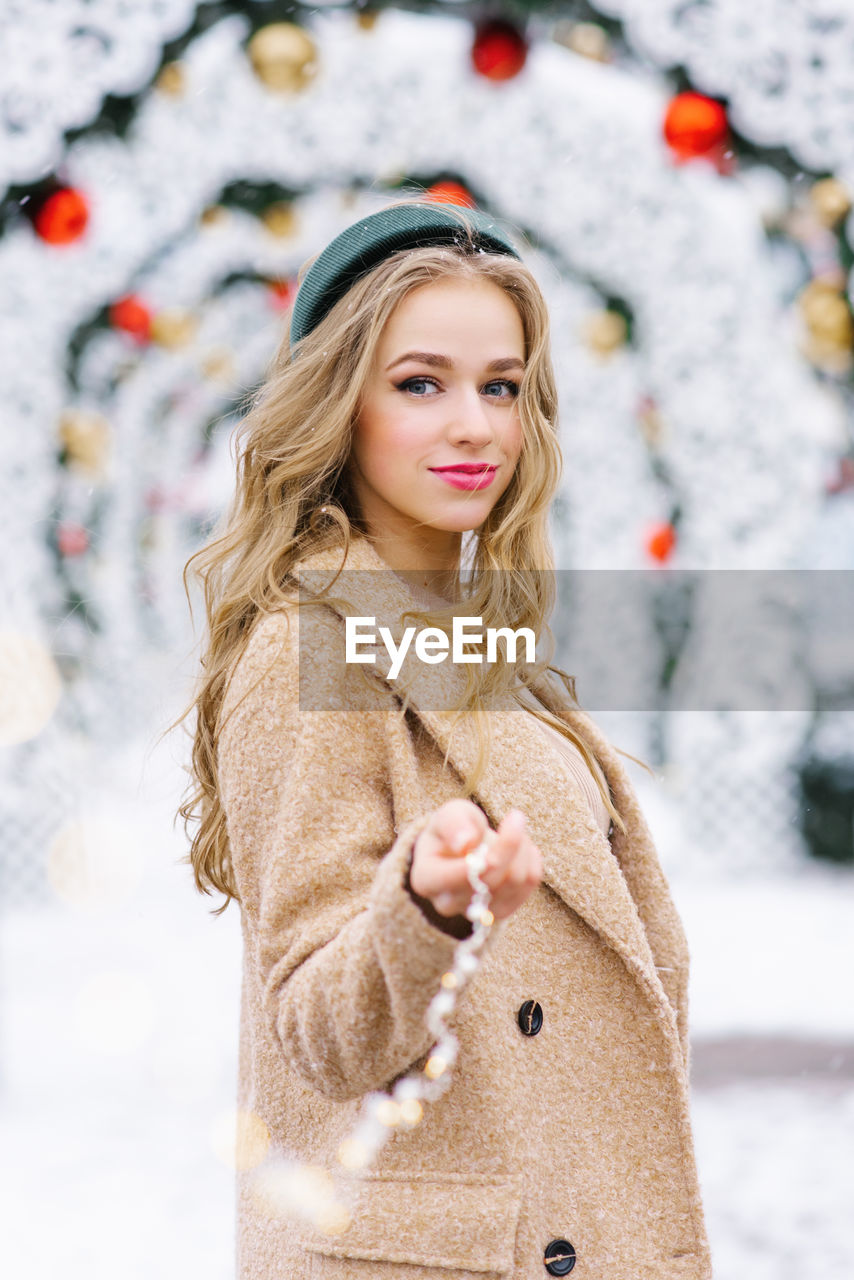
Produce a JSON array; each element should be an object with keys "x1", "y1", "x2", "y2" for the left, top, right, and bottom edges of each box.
[{"x1": 1, "y1": 7, "x2": 844, "y2": 898}]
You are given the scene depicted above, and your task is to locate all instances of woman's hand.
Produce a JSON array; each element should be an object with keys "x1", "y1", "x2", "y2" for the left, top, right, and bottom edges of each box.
[{"x1": 408, "y1": 798, "x2": 542, "y2": 925}]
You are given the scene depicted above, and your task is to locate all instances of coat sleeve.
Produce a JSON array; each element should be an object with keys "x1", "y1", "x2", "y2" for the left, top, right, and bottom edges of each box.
[{"x1": 216, "y1": 607, "x2": 488, "y2": 1103}]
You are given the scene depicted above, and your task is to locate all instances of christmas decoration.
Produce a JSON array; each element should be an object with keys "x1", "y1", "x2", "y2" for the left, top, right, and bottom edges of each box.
[
  {"x1": 154, "y1": 61, "x2": 186, "y2": 97},
  {"x1": 199, "y1": 204, "x2": 230, "y2": 228},
  {"x1": 636, "y1": 395, "x2": 666, "y2": 448},
  {"x1": 109, "y1": 295, "x2": 153, "y2": 343},
  {"x1": 425, "y1": 179, "x2": 476, "y2": 208},
  {"x1": 553, "y1": 21, "x2": 612, "y2": 63},
  {"x1": 244, "y1": 839, "x2": 500, "y2": 1232},
  {"x1": 56, "y1": 522, "x2": 89, "y2": 557},
  {"x1": 825, "y1": 455, "x2": 854, "y2": 495},
  {"x1": 796, "y1": 279, "x2": 854, "y2": 376},
  {"x1": 355, "y1": 10, "x2": 381, "y2": 32},
  {"x1": 808, "y1": 176, "x2": 852, "y2": 229},
  {"x1": 247, "y1": 23, "x2": 318, "y2": 94},
  {"x1": 260, "y1": 201, "x2": 299, "y2": 237},
  {"x1": 200, "y1": 348, "x2": 236, "y2": 386},
  {"x1": 471, "y1": 19, "x2": 529, "y2": 82},
  {"x1": 0, "y1": 0, "x2": 849, "y2": 909},
  {"x1": 150, "y1": 306, "x2": 198, "y2": 349},
  {"x1": 645, "y1": 521, "x2": 677, "y2": 563},
  {"x1": 58, "y1": 409, "x2": 111, "y2": 475},
  {"x1": 662, "y1": 91, "x2": 729, "y2": 166},
  {"x1": 584, "y1": 309, "x2": 628, "y2": 357},
  {"x1": 268, "y1": 278, "x2": 296, "y2": 310},
  {"x1": 33, "y1": 186, "x2": 89, "y2": 244}
]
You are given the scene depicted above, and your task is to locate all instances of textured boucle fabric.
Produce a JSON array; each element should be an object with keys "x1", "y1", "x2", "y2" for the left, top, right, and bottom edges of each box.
[{"x1": 216, "y1": 533, "x2": 712, "y2": 1279}]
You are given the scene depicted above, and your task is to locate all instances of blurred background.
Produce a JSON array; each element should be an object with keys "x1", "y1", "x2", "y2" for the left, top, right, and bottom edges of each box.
[{"x1": 1, "y1": 1, "x2": 853, "y2": 1275}]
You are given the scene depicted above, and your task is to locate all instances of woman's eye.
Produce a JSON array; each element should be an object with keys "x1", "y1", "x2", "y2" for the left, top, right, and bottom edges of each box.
[
  {"x1": 396, "y1": 377, "x2": 519, "y2": 398},
  {"x1": 485, "y1": 379, "x2": 520, "y2": 398},
  {"x1": 397, "y1": 377, "x2": 437, "y2": 396}
]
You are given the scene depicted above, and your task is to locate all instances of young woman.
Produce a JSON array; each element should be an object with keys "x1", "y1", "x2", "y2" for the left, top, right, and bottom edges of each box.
[{"x1": 177, "y1": 198, "x2": 712, "y2": 1279}]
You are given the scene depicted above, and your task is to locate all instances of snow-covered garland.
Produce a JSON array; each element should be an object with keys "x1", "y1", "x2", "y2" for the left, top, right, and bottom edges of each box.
[
  {"x1": 247, "y1": 841, "x2": 499, "y2": 1234},
  {"x1": 7, "y1": 1, "x2": 854, "y2": 191},
  {"x1": 0, "y1": 0, "x2": 221, "y2": 191},
  {"x1": 593, "y1": 0, "x2": 854, "y2": 176}
]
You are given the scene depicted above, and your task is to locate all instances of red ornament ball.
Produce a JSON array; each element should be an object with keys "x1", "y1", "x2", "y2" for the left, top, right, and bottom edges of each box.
[
  {"x1": 663, "y1": 92, "x2": 729, "y2": 159},
  {"x1": 57, "y1": 522, "x2": 89, "y2": 557},
  {"x1": 471, "y1": 19, "x2": 528, "y2": 82},
  {"x1": 269, "y1": 278, "x2": 297, "y2": 309},
  {"x1": 33, "y1": 187, "x2": 90, "y2": 244},
  {"x1": 646, "y1": 522, "x2": 677, "y2": 563},
  {"x1": 425, "y1": 180, "x2": 477, "y2": 209},
  {"x1": 110, "y1": 295, "x2": 152, "y2": 343}
]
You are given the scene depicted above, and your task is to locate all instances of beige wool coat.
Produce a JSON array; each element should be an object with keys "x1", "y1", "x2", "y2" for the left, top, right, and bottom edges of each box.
[{"x1": 216, "y1": 533, "x2": 712, "y2": 1280}]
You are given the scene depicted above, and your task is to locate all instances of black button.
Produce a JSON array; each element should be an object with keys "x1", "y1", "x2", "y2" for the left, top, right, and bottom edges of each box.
[
  {"x1": 544, "y1": 1238, "x2": 576, "y2": 1275},
  {"x1": 517, "y1": 1000, "x2": 543, "y2": 1036}
]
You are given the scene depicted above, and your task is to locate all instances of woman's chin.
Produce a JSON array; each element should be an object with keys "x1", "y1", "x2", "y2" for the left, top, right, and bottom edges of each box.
[{"x1": 425, "y1": 506, "x2": 493, "y2": 534}]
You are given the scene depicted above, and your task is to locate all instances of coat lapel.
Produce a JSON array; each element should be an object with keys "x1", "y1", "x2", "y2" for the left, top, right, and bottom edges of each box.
[{"x1": 293, "y1": 536, "x2": 676, "y2": 1027}]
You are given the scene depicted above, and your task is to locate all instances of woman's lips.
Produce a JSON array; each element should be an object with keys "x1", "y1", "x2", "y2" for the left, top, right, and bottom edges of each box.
[{"x1": 429, "y1": 466, "x2": 498, "y2": 491}]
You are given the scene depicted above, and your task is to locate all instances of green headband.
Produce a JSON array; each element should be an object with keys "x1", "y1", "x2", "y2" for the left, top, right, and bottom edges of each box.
[{"x1": 289, "y1": 201, "x2": 523, "y2": 351}]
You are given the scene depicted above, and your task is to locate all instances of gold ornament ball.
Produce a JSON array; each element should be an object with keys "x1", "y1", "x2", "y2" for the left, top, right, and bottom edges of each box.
[
  {"x1": 356, "y1": 10, "x2": 381, "y2": 31},
  {"x1": 248, "y1": 24, "x2": 319, "y2": 94},
  {"x1": 58, "y1": 408, "x2": 111, "y2": 474},
  {"x1": 260, "y1": 201, "x2": 299, "y2": 238},
  {"x1": 585, "y1": 310, "x2": 628, "y2": 357},
  {"x1": 554, "y1": 21, "x2": 611, "y2": 62},
  {"x1": 798, "y1": 280, "x2": 853, "y2": 346},
  {"x1": 801, "y1": 334, "x2": 854, "y2": 376},
  {"x1": 809, "y1": 177, "x2": 852, "y2": 228},
  {"x1": 201, "y1": 348, "x2": 236, "y2": 385},
  {"x1": 155, "y1": 61, "x2": 186, "y2": 96},
  {"x1": 150, "y1": 307, "x2": 198, "y2": 348},
  {"x1": 199, "y1": 204, "x2": 230, "y2": 228}
]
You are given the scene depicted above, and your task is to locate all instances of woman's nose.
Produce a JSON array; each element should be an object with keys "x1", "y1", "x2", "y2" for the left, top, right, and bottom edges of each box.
[{"x1": 445, "y1": 386, "x2": 495, "y2": 445}]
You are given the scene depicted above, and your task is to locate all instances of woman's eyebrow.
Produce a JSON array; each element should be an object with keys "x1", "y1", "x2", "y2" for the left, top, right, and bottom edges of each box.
[{"x1": 385, "y1": 352, "x2": 526, "y2": 373}]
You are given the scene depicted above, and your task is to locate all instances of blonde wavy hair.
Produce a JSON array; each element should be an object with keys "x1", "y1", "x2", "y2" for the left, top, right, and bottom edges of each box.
[{"x1": 169, "y1": 195, "x2": 651, "y2": 916}]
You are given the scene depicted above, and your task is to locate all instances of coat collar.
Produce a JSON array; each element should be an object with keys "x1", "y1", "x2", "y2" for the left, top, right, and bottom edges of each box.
[{"x1": 293, "y1": 534, "x2": 679, "y2": 1031}]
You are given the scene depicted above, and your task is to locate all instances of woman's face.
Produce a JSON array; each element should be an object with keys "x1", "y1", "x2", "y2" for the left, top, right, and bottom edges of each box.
[{"x1": 348, "y1": 276, "x2": 525, "y2": 556}]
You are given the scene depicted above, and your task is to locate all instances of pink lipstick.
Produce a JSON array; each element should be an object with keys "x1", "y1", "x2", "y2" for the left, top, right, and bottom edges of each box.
[{"x1": 429, "y1": 464, "x2": 498, "y2": 491}]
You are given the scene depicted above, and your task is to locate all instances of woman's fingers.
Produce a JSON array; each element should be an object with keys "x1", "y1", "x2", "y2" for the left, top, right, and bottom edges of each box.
[
  {"x1": 482, "y1": 810, "x2": 527, "y2": 888},
  {"x1": 410, "y1": 799, "x2": 487, "y2": 903},
  {"x1": 434, "y1": 798, "x2": 489, "y2": 856},
  {"x1": 490, "y1": 835, "x2": 542, "y2": 920},
  {"x1": 409, "y1": 800, "x2": 541, "y2": 920}
]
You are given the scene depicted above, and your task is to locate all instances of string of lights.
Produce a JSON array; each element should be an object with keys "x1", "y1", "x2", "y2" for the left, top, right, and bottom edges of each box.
[{"x1": 245, "y1": 837, "x2": 498, "y2": 1234}]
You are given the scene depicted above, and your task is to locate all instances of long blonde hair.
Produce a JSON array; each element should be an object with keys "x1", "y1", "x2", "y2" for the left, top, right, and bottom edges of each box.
[{"x1": 169, "y1": 196, "x2": 651, "y2": 915}]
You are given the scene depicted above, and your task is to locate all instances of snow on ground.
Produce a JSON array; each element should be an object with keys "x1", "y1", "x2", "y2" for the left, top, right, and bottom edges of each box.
[
  {"x1": 692, "y1": 1083, "x2": 854, "y2": 1280},
  {"x1": 1, "y1": 728, "x2": 852, "y2": 1276}
]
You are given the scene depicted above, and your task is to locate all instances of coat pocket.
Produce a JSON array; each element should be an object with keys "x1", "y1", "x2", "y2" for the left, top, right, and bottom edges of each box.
[{"x1": 297, "y1": 1175, "x2": 521, "y2": 1278}]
